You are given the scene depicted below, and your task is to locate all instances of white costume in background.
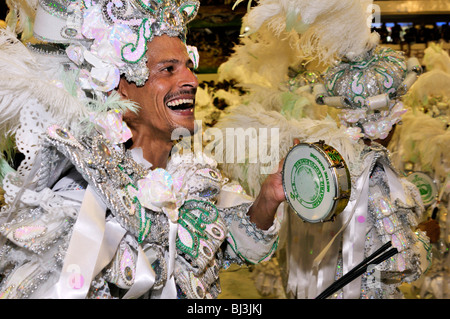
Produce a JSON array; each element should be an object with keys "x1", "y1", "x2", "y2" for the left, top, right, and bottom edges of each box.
[
  {"x1": 387, "y1": 43, "x2": 450, "y2": 299},
  {"x1": 211, "y1": 0, "x2": 432, "y2": 299}
]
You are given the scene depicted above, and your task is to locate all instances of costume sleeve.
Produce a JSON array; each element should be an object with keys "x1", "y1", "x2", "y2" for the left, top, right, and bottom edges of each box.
[
  {"x1": 0, "y1": 165, "x2": 85, "y2": 298},
  {"x1": 216, "y1": 182, "x2": 280, "y2": 265},
  {"x1": 367, "y1": 165, "x2": 432, "y2": 288}
]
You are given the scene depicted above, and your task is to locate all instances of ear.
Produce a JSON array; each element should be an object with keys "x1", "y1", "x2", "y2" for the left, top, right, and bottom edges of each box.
[{"x1": 117, "y1": 77, "x2": 130, "y2": 100}]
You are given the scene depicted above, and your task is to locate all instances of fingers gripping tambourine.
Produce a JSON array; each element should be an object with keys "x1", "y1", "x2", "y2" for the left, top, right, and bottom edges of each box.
[{"x1": 282, "y1": 141, "x2": 351, "y2": 223}]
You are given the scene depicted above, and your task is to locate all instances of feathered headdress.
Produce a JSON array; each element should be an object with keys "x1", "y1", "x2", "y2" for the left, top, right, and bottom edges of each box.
[
  {"x1": 238, "y1": 0, "x2": 378, "y2": 64},
  {"x1": 0, "y1": 0, "x2": 200, "y2": 182},
  {"x1": 236, "y1": 0, "x2": 421, "y2": 140}
]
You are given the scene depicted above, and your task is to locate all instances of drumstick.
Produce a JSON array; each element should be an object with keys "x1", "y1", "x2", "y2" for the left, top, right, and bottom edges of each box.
[
  {"x1": 315, "y1": 241, "x2": 398, "y2": 299},
  {"x1": 343, "y1": 241, "x2": 393, "y2": 279},
  {"x1": 316, "y1": 247, "x2": 398, "y2": 299},
  {"x1": 314, "y1": 241, "x2": 392, "y2": 299},
  {"x1": 431, "y1": 206, "x2": 439, "y2": 220},
  {"x1": 315, "y1": 246, "x2": 398, "y2": 299}
]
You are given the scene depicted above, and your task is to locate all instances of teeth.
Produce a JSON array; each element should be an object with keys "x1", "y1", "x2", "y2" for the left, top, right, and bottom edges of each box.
[{"x1": 167, "y1": 98, "x2": 194, "y2": 107}]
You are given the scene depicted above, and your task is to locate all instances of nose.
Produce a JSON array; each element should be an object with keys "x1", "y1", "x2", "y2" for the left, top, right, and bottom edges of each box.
[{"x1": 178, "y1": 66, "x2": 198, "y2": 89}]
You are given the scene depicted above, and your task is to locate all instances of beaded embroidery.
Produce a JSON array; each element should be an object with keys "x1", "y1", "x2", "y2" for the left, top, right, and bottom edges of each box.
[
  {"x1": 313, "y1": 47, "x2": 422, "y2": 140},
  {"x1": 176, "y1": 199, "x2": 224, "y2": 259},
  {"x1": 45, "y1": 124, "x2": 164, "y2": 243},
  {"x1": 33, "y1": 0, "x2": 199, "y2": 89}
]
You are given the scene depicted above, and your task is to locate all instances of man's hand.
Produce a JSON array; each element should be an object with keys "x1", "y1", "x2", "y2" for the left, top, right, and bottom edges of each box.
[{"x1": 247, "y1": 139, "x2": 300, "y2": 230}]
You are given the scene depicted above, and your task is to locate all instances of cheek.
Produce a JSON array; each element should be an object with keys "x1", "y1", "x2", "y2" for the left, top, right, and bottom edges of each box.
[
  {"x1": 146, "y1": 81, "x2": 170, "y2": 109},
  {"x1": 137, "y1": 84, "x2": 165, "y2": 116},
  {"x1": 135, "y1": 80, "x2": 191, "y2": 131}
]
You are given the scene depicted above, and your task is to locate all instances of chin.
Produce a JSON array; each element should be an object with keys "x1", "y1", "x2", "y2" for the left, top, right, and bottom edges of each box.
[
  {"x1": 177, "y1": 110, "x2": 197, "y2": 134},
  {"x1": 169, "y1": 117, "x2": 198, "y2": 140},
  {"x1": 182, "y1": 121, "x2": 197, "y2": 136}
]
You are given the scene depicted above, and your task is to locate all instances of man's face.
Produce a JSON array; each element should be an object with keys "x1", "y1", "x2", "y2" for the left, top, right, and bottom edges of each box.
[{"x1": 120, "y1": 34, "x2": 198, "y2": 141}]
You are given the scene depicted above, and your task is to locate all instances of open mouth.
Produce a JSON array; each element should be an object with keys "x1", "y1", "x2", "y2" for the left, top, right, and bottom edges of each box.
[
  {"x1": 166, "y1": 98, "x2": 195, "y2": 111},
  {"x1": 166, "y1": 96, "x2": 195, "y2": 116}
]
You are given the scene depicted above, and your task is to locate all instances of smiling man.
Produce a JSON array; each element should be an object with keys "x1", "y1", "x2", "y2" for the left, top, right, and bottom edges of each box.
[
  {"x1": 118, "y1": 35, "x2": 199, "y2": 168},
  {"x1": 0, "y1": 0, "x2": 285, "y2": 299}
]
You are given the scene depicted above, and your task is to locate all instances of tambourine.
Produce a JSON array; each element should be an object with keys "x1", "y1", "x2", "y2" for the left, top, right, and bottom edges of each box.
[
  {"x1": 406, "y1": 171, "x2": 438, "y2": 207},
  {"x1": 282, "y1": 141, "x2": 351, "y2": 223}
]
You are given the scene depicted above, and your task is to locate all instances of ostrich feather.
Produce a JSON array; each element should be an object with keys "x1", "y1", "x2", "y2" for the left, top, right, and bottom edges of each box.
[
  {"x1": 390, "y1": 42, "x2": 450, "y2": 183},
  {"x1": 389, "y1": 111, "x2": 450, "y2": 182},
  {"x1": 5, "y1": 0, "x2": 38, "y2": 40},
  {"x1": 214, "y1": 101, "x2": 362, "y2": 196},
  {"x1": 422, "y1": 42, "x2": 450, "y2": 74},
  {"x1": 402, "y1": 69, "x2": 450, "y2": 111},
  {"x1": 218, "y1": 21, "x2": 304, "y2": 88},
  {"x1": 0, "y1": 28, "x2": 88, "y2": 143},
  {"x1": 239, "y1": 0, "x2": 379, "y2": 64}
]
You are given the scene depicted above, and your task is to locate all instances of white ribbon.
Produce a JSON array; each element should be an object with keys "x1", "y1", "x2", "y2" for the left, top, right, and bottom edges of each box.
[
  {"x1": 284, "y1": 206, "x2": 342, "y2": 298},
  {"x1": 158, "y1": 221, "x2": 178, "y2": 299},
  {"x1": 37, "y1": 170, "x2": 189, "y2": 299},
  {"x1": 123, "y1": 245, "x2": 156, "y2": 299},
  {"x1": 314, "y1": 221, "x2": 344, "y2": 298},
  {"x1": 43, "y1": 185, "x2": 161, "y2": 299},
  {"x1": 313, "y1": 151, "x2": 412, "y2": 298},
  {"x1": 43, "y1": 186, "x2": 108, "y2": 298},
  {"x1": 341, "y1": 167, "x2": 370, "y2": 299},
  {"x1": 93, "y1": 219, "x2": 127, "y2": 277},
  {"x1": 312, "y1": 152, "x2": 374, "y2": 298},
  {"x1": 383, "y1": 163, "x2": 407, "y2": 203},
  {"x1": 313, "y1": 153, "x2": 374, "y2": 270}
]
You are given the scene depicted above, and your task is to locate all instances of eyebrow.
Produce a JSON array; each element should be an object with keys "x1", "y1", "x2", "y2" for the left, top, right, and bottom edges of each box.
[
  {"x1": 158, "y1": 59, "x2": 180, "y2": 65},
  {"x1": 157, "y1": 58, "x2": 194, "y2": 67}
]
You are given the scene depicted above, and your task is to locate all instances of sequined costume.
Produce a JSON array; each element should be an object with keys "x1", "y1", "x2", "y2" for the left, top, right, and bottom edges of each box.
[
  {"x1": 280, "y1": 140, "x2": 431, "y2": 299},
  {"x1": 0, "y1": 0, "x2": 279, "y2": 299},
  {"x1": 0, "y1": 125, "x2": 278, "y2": 299}
]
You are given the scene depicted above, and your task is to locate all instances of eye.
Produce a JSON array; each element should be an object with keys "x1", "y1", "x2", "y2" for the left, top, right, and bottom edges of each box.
[
  {"x1": 187, "y1": 61, "x2": 195, "y2": 72},
  {"x1": 162, "y1": 65, "x2": 174, "y2": 73}
]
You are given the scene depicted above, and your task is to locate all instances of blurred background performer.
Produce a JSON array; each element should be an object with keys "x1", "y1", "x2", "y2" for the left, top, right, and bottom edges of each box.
[{"x1": 213, "y1": 0, "x2": 432, "y2": 299}]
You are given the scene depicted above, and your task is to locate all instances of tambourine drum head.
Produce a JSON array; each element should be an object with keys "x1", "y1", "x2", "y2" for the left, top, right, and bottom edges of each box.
[
  {"x1": 406, "y1": 172, "x2": 437, "y2": 207},
  {"x1": 283, "y1": 143, "x2": 344, "y2": 223}
]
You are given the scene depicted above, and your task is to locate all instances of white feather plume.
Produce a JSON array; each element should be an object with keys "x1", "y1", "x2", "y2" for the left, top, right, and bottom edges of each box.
[
  {"x1": 5, "y1": 0, "x2": 38, "y2": 40},
  {"x1": 389, "y1": 111, "x2": 450, "y2": 182},
  {"x1": 218, "y1": 21, "x2": 304, "y2": 89},
  {"x1": 240, "y1": 0, "x2": 379, "y2": 64},
  {"x1": 0, "y1": 28, "x2": 86, "y2": 148},
  {"x1": 214, "y1": 101, "x2": 362, "y2": 196},
  {"x1": 422, "y1": 42, "x2": 450, "y2": 74},
  {"x1": 389, "y1": 45, "x2": 450, "y2": 182},
  {"x1": 402, "y1": 69, "x2": 450, "y2": 111},
  {"x1": 0, "y1": 29, "x2": 87, "y2": 158}
]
